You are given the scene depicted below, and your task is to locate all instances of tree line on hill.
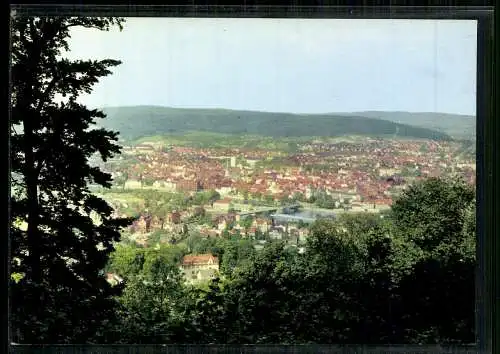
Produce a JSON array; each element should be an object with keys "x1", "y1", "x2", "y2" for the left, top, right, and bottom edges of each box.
[
  {"x1": 99, "y1": 106, "x2": 453, "y2": 142},
  {"x1": 10, "y1": 16, "x2": 476, "y2": 346}
]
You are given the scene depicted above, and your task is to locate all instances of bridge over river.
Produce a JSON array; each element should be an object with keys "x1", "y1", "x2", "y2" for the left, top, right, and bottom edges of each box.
[
  {"x1": 237, "y1": 204, "x2": 335, "y2": 224},
  {"x1": 237, "y1": 204, "x2": 301, "y2": 217},
  {"x1": 269, "y1": 213, "x2": 317, "y2": 223}
]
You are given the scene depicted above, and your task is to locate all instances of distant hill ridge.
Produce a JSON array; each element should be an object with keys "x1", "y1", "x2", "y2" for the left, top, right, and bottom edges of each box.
[
  {"x1": 97, "y1": 106, "x2": 474, "y2": 142},
  {"x1": 344, "y1": 111, "x2": 475, "y2": 141}
]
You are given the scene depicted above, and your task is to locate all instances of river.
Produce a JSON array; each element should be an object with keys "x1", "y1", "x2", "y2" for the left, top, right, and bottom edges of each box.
[{"x1": 271, "y1": 208, "x2": 337, "y2": 223}]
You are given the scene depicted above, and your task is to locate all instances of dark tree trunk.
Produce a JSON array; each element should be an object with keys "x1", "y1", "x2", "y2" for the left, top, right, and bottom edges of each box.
[{"x1": 24, "y1": 115, "x2": 41, "y2": 285}]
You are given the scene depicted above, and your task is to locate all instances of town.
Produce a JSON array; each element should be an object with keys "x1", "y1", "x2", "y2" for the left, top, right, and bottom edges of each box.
[
  {"x1": 93, "y1": 135, "x2": 475, "y2": 284},
  {"x1": 11, "y1": 15, "x2": 481, "y2": 346}
]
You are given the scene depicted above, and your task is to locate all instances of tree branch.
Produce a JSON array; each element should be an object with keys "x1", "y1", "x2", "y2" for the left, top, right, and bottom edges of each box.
[{"x1": 35, "y1": 65, "x2": 62, "y2": 113}]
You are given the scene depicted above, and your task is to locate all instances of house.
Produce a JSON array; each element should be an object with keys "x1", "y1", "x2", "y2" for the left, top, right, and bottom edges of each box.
[
  {"x1": 253, "y1": 218, "x2": 270, "y2": 233},
  {"x1": 124, "y1": 180, "x2": 142, "y2": 189},
  {"x1": 269, "y1": 229, "x2": 282, "y2": 240},
  {"x1": 180, "y1": 254, "x2": 220, "y2": 284},
  {"x1": 213, "y1": 197, "x2": 233, "y2": 209},
  {"x1": 217, "y1": 219, "x2": 228, "y2": 231},
  {"x1": 135, "y1": 143, "x2": 155, "y2": 151}
]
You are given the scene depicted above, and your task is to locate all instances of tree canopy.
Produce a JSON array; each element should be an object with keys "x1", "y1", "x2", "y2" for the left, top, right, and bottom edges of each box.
[{"x1": 107, "y1": 177, "x2": 476, "y2": 345}]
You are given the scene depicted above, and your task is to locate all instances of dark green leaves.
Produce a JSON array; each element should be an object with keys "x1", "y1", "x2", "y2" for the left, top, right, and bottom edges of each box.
[{"x1": 390, "y1": 177, "x2": 475, "y2": 254}]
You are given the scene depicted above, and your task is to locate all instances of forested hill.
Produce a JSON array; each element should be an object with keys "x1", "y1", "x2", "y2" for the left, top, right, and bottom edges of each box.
[
  {"x1": 99, "y1": 106, "x2": 453, "y2": 142},
  {"x1": 346, "y1": 111, "x2": 475, "y2": 141}
]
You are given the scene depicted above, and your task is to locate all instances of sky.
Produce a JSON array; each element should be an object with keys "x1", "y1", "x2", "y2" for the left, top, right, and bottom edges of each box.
[{"x1": 66, "y1": 18, "x2": 477, "y2": 116}]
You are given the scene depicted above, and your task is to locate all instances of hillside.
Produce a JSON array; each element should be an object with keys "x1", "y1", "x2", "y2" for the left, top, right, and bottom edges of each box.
[
  {"x1": 346, "y1": 111, "x2": 475, "y2": 140},
  {"x1": 98, "y1": 106, "x2": 453, "y2": 142}
]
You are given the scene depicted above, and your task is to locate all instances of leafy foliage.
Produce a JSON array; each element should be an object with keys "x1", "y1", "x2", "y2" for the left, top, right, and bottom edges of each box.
[
  {"x1": 389, "y1": 177, "x2": 476, "y2": 344},
  {"x1": 116, "y1": 245, "x2": 186, "y2": 343},
  {"x1": 112, "y1": 177, "x2": 475, "y2": 345},
  {"x1": 390, "y1": 177, "x2": 475, "y2": 255}
]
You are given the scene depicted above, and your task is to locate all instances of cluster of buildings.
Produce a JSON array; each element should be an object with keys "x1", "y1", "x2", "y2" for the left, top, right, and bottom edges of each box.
[
  {"x1": 103, "y1": 137, "x2": 476, "y2": 247},
  {"x1": 102, "y1": 138, "x2": 475, "y2": 286},
  {"x1": 125, "y1": 203, "x2": 311, "y2": 246},
  {"x1": 108, "y1": 138, "x2": 475, "y2": 208}
]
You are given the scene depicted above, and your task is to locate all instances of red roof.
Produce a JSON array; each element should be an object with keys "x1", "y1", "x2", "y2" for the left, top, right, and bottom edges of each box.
[{"x1": 182, "y1": 254, "x2": 219, "y2": 266}]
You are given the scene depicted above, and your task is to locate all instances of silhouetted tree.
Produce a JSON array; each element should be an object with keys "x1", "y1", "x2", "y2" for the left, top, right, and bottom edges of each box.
[{"x1": 10, "y1": 16, "x2": 132, "y2": 343}]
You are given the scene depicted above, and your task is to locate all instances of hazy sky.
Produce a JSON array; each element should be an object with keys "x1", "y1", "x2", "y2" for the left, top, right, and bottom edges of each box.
[{"x1": 66, "y1": 18, "x2": 477, "y2": 115}]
